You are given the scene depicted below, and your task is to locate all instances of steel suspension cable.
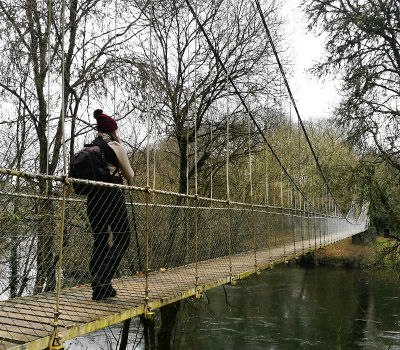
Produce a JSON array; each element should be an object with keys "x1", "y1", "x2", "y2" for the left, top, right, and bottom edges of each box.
[
  {"x1": 263, "y1": 110, "x2": 272, "y2": 266},
  {"x1": 186, "y1": 5, "x2": 191, "y2": 198},
  {"x1": 146, "y1": 1, "x2": 153, "y2": 189},
  {"x1": 210, "y1": 118, "x2": 213, "y2": 198},
  {"x1": 264, "y1": 55, "x2": 269, "y2": 207},
  {"x1": 225, "y1": 0, "x2": 234, "y2": 284},
  {"x1": 225, "y1": 55, "x2": 230, "y2": 200},
  {"x1": 153, "y1": 119, "x2": 157, "y2": 190},
  {"x1": 264, "y1": 57, "x2": 273, "y2": 265},
  {"x1": 46, "y1": 0, "x2": 52, "y2": 186},
  {"x1": 247, "y1": 71, "x2": 258, "y2": 272},
  {"x1": 193, "y1": 0, "x2": 201, "y2": 299},
  {"x1": 113, "y1": 0, "x2": 118, "y2": 117},
  {"x1": 193, "y1": 0, "x2": 198, "y2": 196},
  {"x1": 279, "y1": 80, "x2": 286, "y2": 259},
  {"x1": 182, "y1": 0, "x2": 313, "y2": 209},
  {"x1": 247, "y1": 78, "x2": 253, "y2": 205},
  {"x1": 144, "y1": 0, "x2": 154, "y2": 319},
  {"x1": 253, "y1": 0, "x2": 340, "y2": 214},
  {"x1": 297, "y1": 103, "x2": 304, "y2": 253},
  {"x1": 289, "y1": 99, "x2": 297, "y2": 257},
  {"x1": 50, "y1": 0, "x2": 67, "y2": 348},
  {"x1": 152, "y1": 32, "x2": 160, "y2": 191},
  {"x1": 185, "y1": 7, "x2": 191, "y2": 265}
]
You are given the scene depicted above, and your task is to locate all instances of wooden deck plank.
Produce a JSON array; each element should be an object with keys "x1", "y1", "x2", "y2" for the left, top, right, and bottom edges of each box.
[
  {"x1": 0, "y1": 328, "x2": 41, "y2": 343},
  {"x1": 0, "y1": 317, "x2": 55, "y2": 332},
  {"x1": 0, "y1": 232, "x2": 353, "y2": 350},
  {"x1": 5, "y1": 300, "x2": 104, "y2": 317},
  {"x1": 12, "y1": 296, "x2": 122, "y2": 315},
  {"x1": 0, "y1": 324, "x2": 49, "y2": 339},
  {"x1": 0, "y1": 306, "x2": 91, "y2": 324},
  {"x1": 0, "y1": 313, "x2": 51, "y2": 327},
  {"x1": 0, "y1": 340, "x2": 21, "y2": 350},
  {"x1": 6, "y1": 289, "x2": 141, "y2": 311},
  {"x1": 7, "y1": 289, "x2": 139, "y2": 312},
  {"x1": 0, "y1": 315, "x2": 82, "y2": 342}
]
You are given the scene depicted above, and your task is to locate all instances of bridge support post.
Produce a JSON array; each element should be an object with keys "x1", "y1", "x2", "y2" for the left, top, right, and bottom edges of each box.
[
  {"x1": 158, "y1": 301, "x2": 180, "y2": 348},
  {"x1": 119, "y1": 318, "x2": 132, "y2": 350}
]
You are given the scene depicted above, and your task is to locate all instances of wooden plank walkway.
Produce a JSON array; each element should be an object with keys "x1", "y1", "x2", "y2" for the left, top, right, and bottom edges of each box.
[{"x1": 0, "y1": 232, "x2": 350, "y2": 350}]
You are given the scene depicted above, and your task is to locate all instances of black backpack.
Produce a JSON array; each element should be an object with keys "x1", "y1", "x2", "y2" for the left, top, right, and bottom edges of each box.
[{"x1": 69, "y1": 137, "x2": 121, "y2": 195}]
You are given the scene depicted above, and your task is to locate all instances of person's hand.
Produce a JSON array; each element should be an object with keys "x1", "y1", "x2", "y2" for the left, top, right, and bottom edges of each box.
[{"x1": 119, "y1": 170, "x2": 125, "y2": 179}]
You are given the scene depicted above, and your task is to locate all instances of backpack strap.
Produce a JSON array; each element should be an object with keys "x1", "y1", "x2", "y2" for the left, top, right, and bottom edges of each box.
[{"x1": 93, "y1": 136, "x2": 119, "y2": 176}]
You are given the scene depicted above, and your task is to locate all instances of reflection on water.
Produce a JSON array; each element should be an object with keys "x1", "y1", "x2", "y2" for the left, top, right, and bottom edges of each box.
[
  {"x1": 65, "y1": 317, "x2": 144, "y2": 349},
  {"x1": 68, "y1": 266, "x2": 400, "y2": 349}
]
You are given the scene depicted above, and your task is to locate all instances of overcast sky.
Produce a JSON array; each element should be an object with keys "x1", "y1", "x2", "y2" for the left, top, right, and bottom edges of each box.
[{"x1": 280, "y1": 0, "x2": 340, "y2": 121}]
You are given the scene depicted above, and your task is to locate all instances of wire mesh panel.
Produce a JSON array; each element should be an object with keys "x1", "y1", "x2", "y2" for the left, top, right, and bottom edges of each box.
[
  {"x1": 0, "y1": 177, "x2": 62, "y2": 300},
  {"x1": 144, "y1": 191, "x2": 196, "y2": 303},
  {"x1": 267, "y1": 207, "x2": 284, "y2": 260},
  {"x1": 148, "y1": 192, "x2": 195, "y2": 270},
  {"x1": 228, "y1": 203, "x2": 254, "y2": 274},
  {"x1": 62, "y1": 195, "x2": 92, "y2": 289},
  {"x1": 0, "y1": 172, "x2": 65, "y2": 344},
  {"x1": 196, "y1": 199, "x2": 230, "y2": 274}
]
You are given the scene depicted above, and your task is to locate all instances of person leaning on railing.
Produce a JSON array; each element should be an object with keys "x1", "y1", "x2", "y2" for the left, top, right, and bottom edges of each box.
[{"x1": 87, "y1": 109, "x2": 134, "y2": 300}]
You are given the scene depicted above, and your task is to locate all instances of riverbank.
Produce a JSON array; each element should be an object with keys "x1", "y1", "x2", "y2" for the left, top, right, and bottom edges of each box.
[{"x1": 302, "y1": 236, "x2": 397, "y2": 268}]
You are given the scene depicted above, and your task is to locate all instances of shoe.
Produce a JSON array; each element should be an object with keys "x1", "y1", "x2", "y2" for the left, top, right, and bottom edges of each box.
[
  {"x1": 92, "y1": 279, "x2": 117, "y2": 300},
  {"x1": 92, "y1": 283, "x2": 117, "y2": 300}
]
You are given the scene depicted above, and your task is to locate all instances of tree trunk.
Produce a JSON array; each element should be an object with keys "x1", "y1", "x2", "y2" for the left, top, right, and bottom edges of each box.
[
  {"x1": 157, "y1": 301, "x2": 180, "y2": 350},
  {"x1": 119, "y1": 318, "x2": 132, "y2": 350}
]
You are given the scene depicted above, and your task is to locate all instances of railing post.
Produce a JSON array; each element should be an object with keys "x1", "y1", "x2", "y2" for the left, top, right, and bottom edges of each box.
[
  {"x1": 319, "y1": 215, "x2": 322, "y2": 248},
  {"x1": 251, "y1": 203, "x2": 260, "y2": 275},
  {"x1": 281, "y1": 207, "x2": 286, "y2": 262},
  {"x1": 194, "y1": 194, "x2": 202, "y2": 298},
  {"x1": 266, "y1": 205, "x2": 273, "y2": 268},
  {"x1": 144, "y1": 187, "x2": 154, "y2": 319},
  {"x1": 306, "y1": 203, "x2": 311, "y2": 251},
  {"x1": 227, "y1": 200, "x2": 236, "y2": 284},
  {"x1": 314, "y1": 209, "x2": 317, "y2": 250},
  {"x1": 300, "y1": 202, "x2": 304, "y2": 255},
  {"x1": 292, "y1": 200, "x2": 296, "y2": 258},
  {"x1": 49, "y1": 177, "x2": 68, "y2": 350}
]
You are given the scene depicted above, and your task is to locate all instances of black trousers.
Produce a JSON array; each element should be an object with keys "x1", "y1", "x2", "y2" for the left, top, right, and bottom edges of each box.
[{"x1": 87, "y1": 187, "x2": 131, "y2": 284}]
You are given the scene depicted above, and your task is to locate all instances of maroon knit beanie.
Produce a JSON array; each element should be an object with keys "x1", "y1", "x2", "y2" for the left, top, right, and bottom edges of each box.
[{"x1": 93, "y1": 109, "x2": 118, "y2": 132}]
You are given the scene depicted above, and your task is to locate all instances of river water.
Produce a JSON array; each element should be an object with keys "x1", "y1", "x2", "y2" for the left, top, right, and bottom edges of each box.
[{"x1": 66, "y1": 265, "x2": 400, "y2": 349}]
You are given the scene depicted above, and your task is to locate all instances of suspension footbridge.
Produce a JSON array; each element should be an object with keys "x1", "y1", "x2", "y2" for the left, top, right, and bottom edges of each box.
[{"x1": 0, "y1": 169, "x2": 367, "y2": 350}]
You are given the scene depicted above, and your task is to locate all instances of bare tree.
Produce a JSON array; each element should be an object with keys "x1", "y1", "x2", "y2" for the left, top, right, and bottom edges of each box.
[
  {"x1": 0, "y1": 0, "x2": 144, "y2": 293},
  {"x1": 128, "y1": 0, "x2": 286, "y2": 195},
  {"x1": 302, "y1": 0, "x2": 400, "y2": 171}
]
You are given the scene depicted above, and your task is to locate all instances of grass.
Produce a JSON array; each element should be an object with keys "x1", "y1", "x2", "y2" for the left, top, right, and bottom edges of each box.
[{"x1": 313, "y1": 236, "x2": 397, "y2": 268}]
